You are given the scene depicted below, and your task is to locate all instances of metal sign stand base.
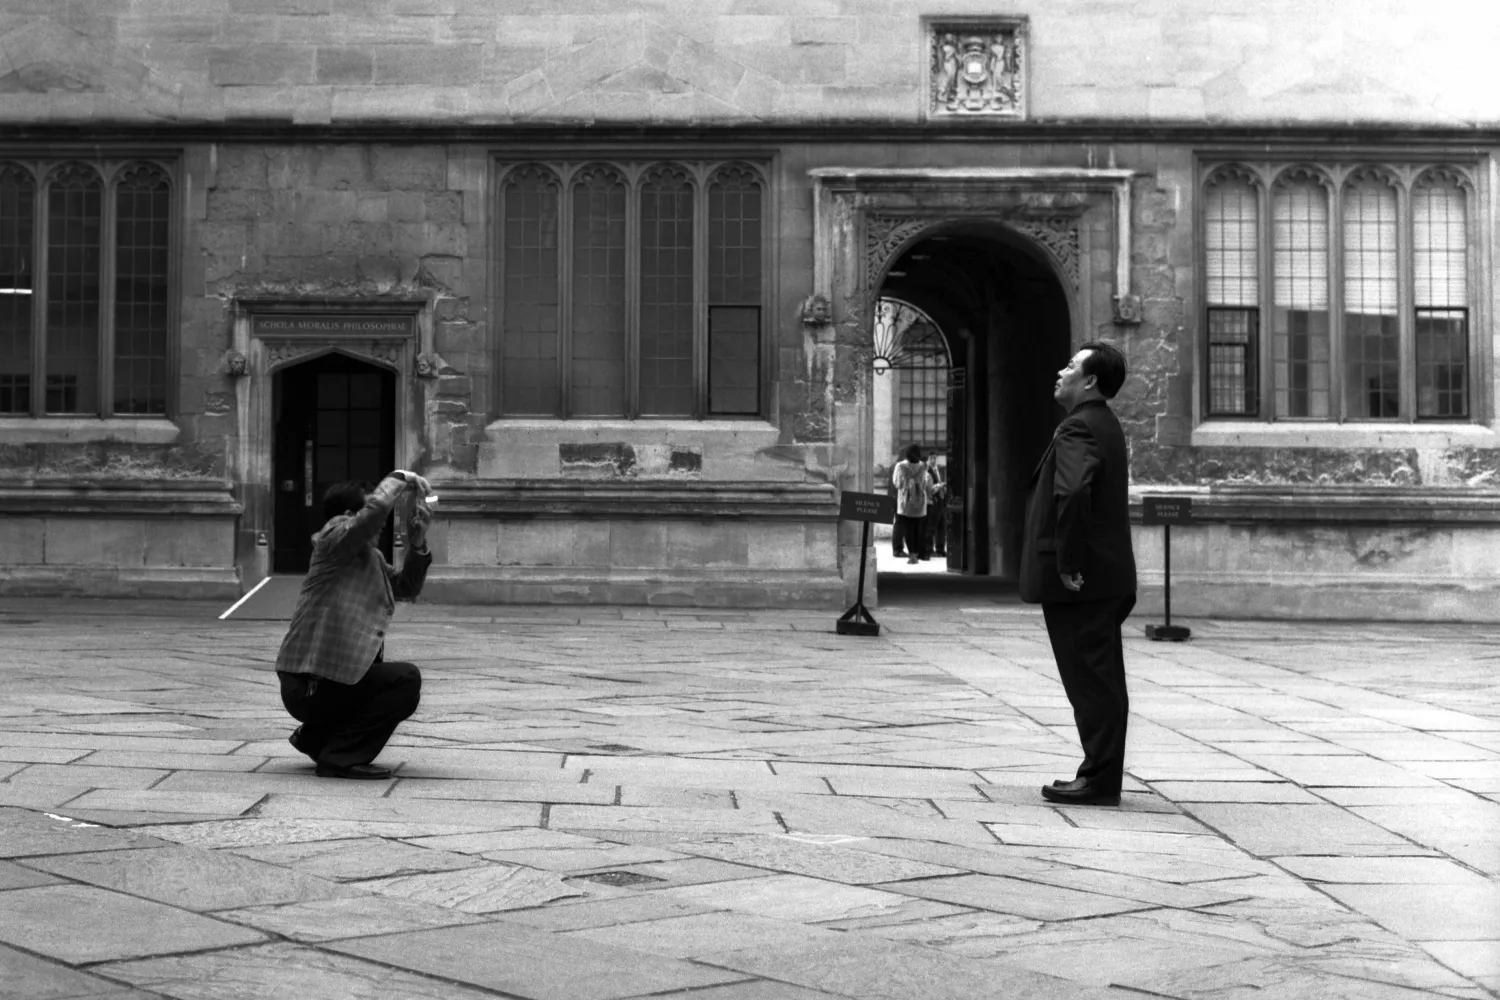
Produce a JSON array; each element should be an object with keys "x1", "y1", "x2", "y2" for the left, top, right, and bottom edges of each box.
[
  {"x1": 1146, "y1": 520, "x2": 1191, "y2": 642},
  {"x1": 836, "y1": 521, "x2": 881, "y2": 636}
]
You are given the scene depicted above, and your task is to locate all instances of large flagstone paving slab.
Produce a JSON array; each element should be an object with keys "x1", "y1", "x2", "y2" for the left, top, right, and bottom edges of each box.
[
  {"x1": 1110, "y1": 953, "x2": 1460, "y2": 1000},
  {"x1": 0, "y1": 806, "x2": 168, "y2": 857},
  {"x1": 56, "y1": 788, "x2": 264, "y2": 816},
  {"x1": 214, "y1": 894, "x2": 487, "y2": 942},
  {"x1": 497, "y1": 891, "x2": 724, "y2": 931},
  {"x1": 97, "y1": 942, "x2": 515, "y2": 1000},
  {"x1": 0, "y1": 856, "x2": 60, "y2": 889},
  {"x1": 138, "y1": 816, "x2": 501, "y2": 849},
  {"x1": 328, "y1": 921, "x2": 747, "y2": 1000},
  {"x1": 563, "y1": 910, "x2": 850, "y2": 959},
  {"x1": 1177, "y1": 803, "x2": 1431, "y2": 857},
  {"x1": 663, "y1": 833, "x2": 967, "y2": 884},
  {"x1": 231, "y1": 835, "x2": 484, "y2": 880},
  {"x1": 657, "y1": 873, "x2": 942, "y2": 924},
  {"x1": 0, "y1": 885, "x2": 264, "y2": 963},
  {"x1": 24, "y1": 845, "x2": 355, "y2": 912},
  {"x1": 1319, "y1": 882, "x2": 1500, "y2": 941},
  {"x1": 1275, "y1": 855, "x2": 1494, "y2": 885},
  {"x1": 885, "y1": 872, "x2": 1158, "y2": 921},
  {"x1": 359, "y1": 861, "x2": 588, "y2": 913},
  {"x1": 0, "y1": 942, "x2": 131, "y2": 1000},
  {"x1": 707, "y1": 935, "x2": 1110, "y2": 1000}
]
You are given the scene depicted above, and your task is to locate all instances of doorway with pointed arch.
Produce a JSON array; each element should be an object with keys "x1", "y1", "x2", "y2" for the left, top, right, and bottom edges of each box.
[
  {"x1": 873, "y1": 221, "x2": 1073, "y2": 584},
  {"x1": 271, "y1": 351, "x2": 397, "y2": 573}
]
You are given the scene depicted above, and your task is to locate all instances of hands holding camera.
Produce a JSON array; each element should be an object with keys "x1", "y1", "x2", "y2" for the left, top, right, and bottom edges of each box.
[{"x1": 391, "y1": 470, "x2": 435, "y2": 555}]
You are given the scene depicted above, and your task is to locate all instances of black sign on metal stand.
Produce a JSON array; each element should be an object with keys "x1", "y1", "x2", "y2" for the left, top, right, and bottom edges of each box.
[
  {"x1": 836, "y1": 490, "x2": 896, "y2": 637},
  {"x1": 1142, "y1": 495, "x2": 1193, "y2": 642}
]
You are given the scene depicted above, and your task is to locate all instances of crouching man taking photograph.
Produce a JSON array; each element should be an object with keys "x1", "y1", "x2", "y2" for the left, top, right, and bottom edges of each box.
[{"x1": 276, "y1": 470, "x2": 433, "y2": 780}]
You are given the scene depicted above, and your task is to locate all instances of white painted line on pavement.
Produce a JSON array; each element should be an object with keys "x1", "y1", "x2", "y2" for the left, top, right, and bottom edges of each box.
[{"x1": 219, "y1": 575, "x2": 271, "y2": 620}]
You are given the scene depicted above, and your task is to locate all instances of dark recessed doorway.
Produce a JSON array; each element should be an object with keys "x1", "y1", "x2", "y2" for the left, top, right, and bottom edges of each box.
[
  {"x1": 272, "y1": 352, "x2": 396, "y2": 573},
  {"x1": 878, "y1": 223, "x2": 1072, "y2": 583}
]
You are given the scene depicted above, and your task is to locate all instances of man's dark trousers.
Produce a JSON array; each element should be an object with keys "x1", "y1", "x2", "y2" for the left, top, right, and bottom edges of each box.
[
  {"x1": 1042, "y1": 594, "x2": 1135, "y2": 792},
  {"x1": 279, "y1": 660, "x2": 421, "y2": 769}
]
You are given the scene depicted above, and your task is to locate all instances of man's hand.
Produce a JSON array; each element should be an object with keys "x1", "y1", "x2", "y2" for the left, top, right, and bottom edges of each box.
[
  {"x1": 392, "y1": 470, "x2": 432, "y2": 497},
  {"x1": 1060, "y1": 572, "x2": 1084, "y2": 592},
  {"x1": 407, "y1": 500, "x2": 432, "y2": 553}
]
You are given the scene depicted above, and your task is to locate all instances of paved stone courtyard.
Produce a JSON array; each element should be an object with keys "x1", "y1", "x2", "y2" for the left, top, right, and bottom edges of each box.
[{"x1": 0, "y1": 594, "x2": 1496, "y2": 1000}]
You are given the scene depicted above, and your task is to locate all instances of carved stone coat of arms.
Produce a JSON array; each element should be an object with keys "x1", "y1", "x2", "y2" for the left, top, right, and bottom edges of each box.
[{"x1": 926, "y1": 18, "x2": 1027, "y2": 120}]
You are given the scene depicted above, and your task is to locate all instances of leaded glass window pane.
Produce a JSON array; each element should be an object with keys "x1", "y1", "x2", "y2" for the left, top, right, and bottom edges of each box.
[
  {"x1": 1272, "y1": 179, "x2": 1331, "y2": 418},
  {"x1": 45, "y1": 163, "x2": 101, "y2": 414},
  {"x1": 1342, "y1": 177, "x2": 1399, "y2": 419},
  {"x1": 570, "y1": 167, "x2": 627, "y2": 417},
  {"x1": 708, "y1": 166, "x2": 762, "y2": 415},
  {"x1": 1414, "y1": 176, "x2": 1468, "y2": 419},
  {"x1": 501, "y1": 166, "x2": 560, "y2": 416},
  {"x1": 114, "y1": 164, "x2": 170, "y2": 415},
  {"x1": 1204, "y1": 176, "x2": 1258, "y2": 416},
  {"x1": 0, "y1": 165, "x2": 33, "y2": 415},
  {"x1": 638, "y1": 166, "x2": 694, "y2": 417}
]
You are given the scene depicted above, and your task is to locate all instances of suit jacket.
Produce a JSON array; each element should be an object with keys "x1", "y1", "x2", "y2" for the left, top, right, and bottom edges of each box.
[
  {"x1": 1019, "y1": 398, "x2": 1137, "y2": 604},
  {"x1": 275, "y1": 475, "x2": 432, "y2": 684}
]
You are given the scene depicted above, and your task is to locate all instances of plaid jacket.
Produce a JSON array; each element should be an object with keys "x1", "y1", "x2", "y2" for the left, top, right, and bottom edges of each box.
[{"x1": 275, "y1": 475, "x2": 431, "y2": 684}]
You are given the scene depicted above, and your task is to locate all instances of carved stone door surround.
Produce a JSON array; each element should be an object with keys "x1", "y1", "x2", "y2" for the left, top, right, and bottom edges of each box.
[
  {"x1": 228, "y1": 298, "x2": 432, "y2": 586},
  {"x1": 808, "y1": 167, "x2": 1138, "y2": 604},
  {"x1": 810, "y1": 167, "x2": 1138, "y2": 334}
]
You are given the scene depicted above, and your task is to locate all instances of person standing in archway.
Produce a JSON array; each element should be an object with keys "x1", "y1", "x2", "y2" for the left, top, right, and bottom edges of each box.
[
  {"x1": 891, "y1": 444, "x2": 934, "y2": 564},
  {"x1": 1020, "y1": 342, "x2": 1137, "y2": 806}
]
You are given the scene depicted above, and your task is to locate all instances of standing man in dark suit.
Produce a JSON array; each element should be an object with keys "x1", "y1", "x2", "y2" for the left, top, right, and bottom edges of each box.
[{"x1": 1020, "y1": 342, "x2": 1137, "y2": 806}]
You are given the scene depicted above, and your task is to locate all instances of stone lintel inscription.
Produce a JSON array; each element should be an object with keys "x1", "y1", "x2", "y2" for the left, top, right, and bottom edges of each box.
[{"x1": 251, "y1": 315, "x2": 414, "y2": 339}]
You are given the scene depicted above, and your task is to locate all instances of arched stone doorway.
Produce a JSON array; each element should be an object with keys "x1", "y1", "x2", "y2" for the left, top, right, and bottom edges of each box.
[
  {"x1": 271, "y1": 351, "x2": 397, "y2": 572},
  {"x1": 809, "y1": 167, "x2": 1138, "y2": 605},
  {"x1": 877, "y1": 225, "x2": 1071, "y2": 580},
  {"x1": 870, "y1": 297, "x2": 953, "y2": 567}
]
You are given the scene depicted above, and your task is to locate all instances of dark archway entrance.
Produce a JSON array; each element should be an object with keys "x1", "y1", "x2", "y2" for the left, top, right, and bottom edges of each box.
[
  {"x1": 879, "y1": 223, "x2": 1071, "y2": 581},
  {"x1": 272, "y1": 352, "x2": 396, "y2": 573}
]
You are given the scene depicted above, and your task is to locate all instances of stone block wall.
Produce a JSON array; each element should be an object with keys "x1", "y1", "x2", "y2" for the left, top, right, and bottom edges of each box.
[
  {"x1": 4, "y1": 1, "x2": 1496, "y2": 127},
  {"x1": 202, "y1": 142, "x2": 490, "y2": 475}
]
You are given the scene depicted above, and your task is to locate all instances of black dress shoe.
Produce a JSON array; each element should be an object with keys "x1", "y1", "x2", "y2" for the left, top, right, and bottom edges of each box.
[
  {"x1": 315, "y1": 762, "x2": 393, "y2": 780},
  {"x1": 1041, "y1": 780, "x2": 1120, "y2": 806}
]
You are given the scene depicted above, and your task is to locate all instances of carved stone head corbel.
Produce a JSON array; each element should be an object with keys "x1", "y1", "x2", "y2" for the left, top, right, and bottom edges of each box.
[
  {"x1": 224, "y1": 351, "x2": 248, "y2": 378},
  {"x1": 415, "y1": 352, "x2": 443, "y2": 379},
  {"x1": 801, "y1": 294, "x2": 832, "y2": 329},
  {"x1": 1112, "y1": 294, "x2": 1143, "y2": 326}
]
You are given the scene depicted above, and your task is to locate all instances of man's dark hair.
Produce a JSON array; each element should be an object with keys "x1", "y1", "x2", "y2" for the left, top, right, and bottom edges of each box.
[
  {"x1": 904, "y1": 443, "x2": 924, "y2": 463},
  {"x1": 1078, "y1": 341, "x2": 1127, "y2": 399},
  {"x1": 322, "y1": 480, "x2": 373, "y2": 522}
]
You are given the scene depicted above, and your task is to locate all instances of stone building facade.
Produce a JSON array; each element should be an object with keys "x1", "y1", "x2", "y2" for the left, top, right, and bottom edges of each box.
[{"x1": 2, "y1": 1, "x2": 1498, "y2": 619}]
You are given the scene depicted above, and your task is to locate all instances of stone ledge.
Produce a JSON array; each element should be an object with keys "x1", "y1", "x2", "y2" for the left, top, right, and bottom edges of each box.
[
  {"x1": 1135, "y1": 575, "x2": 1500, "y2": 624},
  {"x1": 0, "y1": 479, "x2": 242, "y2": 516},
  {"x1": 423, "y1": 567, "x2": 848, "y2": 609},
  {"x1": 0, "y1": 566, "x2": 241, "y2": 600},
  {"x1": 0, "y1": 418, "x2": 182, "y2": 445},
  {"x1": 431, "y1": 480, "x2": 837, "y2": 520},
  {"x1": 1190, "y1": 421, "x2": 1500, "y2": 449},
  {"x1": 1130, "y1": 485, "x2": 1500, "y2": 525}
]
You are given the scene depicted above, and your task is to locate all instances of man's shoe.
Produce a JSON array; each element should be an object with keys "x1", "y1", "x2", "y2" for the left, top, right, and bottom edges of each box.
[
  {"x1": 1041, "y1": 779, "x2": 1120, "y2": 806},
  {"x1": 315, "y1": 762, "x2": 393, "y2": 780}
]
